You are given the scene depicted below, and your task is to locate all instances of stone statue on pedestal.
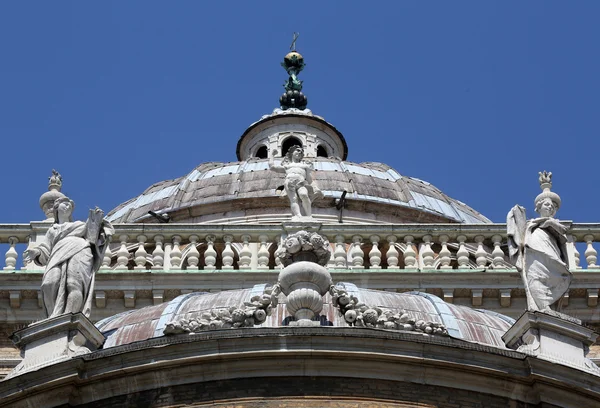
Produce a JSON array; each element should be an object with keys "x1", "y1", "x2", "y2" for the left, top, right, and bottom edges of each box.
[
  {"x1": 507, "y1": 171, "x2": 571, "y2": 312},
  {"x1": 25, "y1": 197, "x2": 114, "y2": 318},
  {"x1": 269, "y1": 146, "x2": 322, "y2": 221}
]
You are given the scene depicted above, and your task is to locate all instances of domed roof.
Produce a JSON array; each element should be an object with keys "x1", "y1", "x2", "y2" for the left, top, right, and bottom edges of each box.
[
  {"x1": 106, "y1": 158, "x2": 491, "y2": 224},
  {"x1": 96, "y1": 286, "x2": 514, "y2": 350}
]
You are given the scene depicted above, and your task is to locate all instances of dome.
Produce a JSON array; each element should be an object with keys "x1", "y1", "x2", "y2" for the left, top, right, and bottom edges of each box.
[
  {"x1": 96, "y1": 286, "x2": 514, "y2": 350},
  {"x1": 106, "y1": 158, "x2": 490, "y2": 224},
  {"x1": 107, "y1": 105, "x2": 492, "y2": 225}
]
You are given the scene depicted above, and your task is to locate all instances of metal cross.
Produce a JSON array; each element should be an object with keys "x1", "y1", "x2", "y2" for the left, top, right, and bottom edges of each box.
[{"x1": 290, "y1": 32, "x2": 299, "y2": 51}]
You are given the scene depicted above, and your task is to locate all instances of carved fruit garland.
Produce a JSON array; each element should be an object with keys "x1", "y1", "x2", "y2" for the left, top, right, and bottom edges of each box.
[
  {"x1": 330, "y1": 285, "x2": 449, "y2": 336},
  {"x1": 164, "y1": 286, "x2": 278, "y2": 334}
]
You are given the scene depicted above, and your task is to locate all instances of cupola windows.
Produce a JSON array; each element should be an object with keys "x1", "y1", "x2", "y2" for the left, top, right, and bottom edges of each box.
[
  {"x1": 255, "y1": 146, "x2": 268, "y2": 159},
  {"x1": 281, "y1": 136, "x2": 303, "y2": 157},
  {"x1": 316, "y1": 145, "x2": 328, "y2": 158}
]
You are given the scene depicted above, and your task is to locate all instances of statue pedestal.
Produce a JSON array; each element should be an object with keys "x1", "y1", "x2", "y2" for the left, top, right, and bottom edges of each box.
[
  {"x1": 282, "y1": 221, "x2": 322, "y2": 233},
  {"x1": 8, "y1": 313, "x2": 104, "y2": 378},
  {"x1": 503, "y1": 311, "x2": 600, "y2": 374}
]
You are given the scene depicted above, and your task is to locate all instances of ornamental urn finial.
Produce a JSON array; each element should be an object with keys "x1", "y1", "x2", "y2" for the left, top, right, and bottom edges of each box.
[
  {"x1": 274, "y1": 230, "x2": 332, "y2": 326},
  {"x1": 279, "y1": 32, "x2": 308, "y2": 110},
  {"x1": 39, "y1": 169, "x2": 66, "y2": 221},
  {"x1": 535, "y1": 170, "x2": 561, "y2": 215}
]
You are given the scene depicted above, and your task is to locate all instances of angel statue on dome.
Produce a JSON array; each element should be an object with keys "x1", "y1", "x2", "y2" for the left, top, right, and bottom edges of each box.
[
  {"x1": 269, "y1": 146, "x2": 322, "y2": 221},
  {"x1": 507, "y1": 171, "x2": 572, "y2": 312},
  {"x1": 24, "y1": 196, "x2": 114, "y2": 319}
]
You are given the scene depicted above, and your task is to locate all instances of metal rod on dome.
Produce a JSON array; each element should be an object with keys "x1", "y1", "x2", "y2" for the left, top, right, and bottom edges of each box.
[
  {"x1": 336, "y1": 190, "x2": 348, "y2": 223},
  {"x1": 148, "y1": 210, "x2": 171, "y2": 223},
  {"x1": 290, "y1": 32, "x2": 299, "y2": 51}
]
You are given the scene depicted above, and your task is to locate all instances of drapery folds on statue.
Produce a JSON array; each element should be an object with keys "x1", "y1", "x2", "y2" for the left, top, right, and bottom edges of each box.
[
  {"x1": 25, "y1": 197, "x2": 114, "y2": 318},
  {"x1": 507, "y1": 171, "x2": 571, "y2": 312}
]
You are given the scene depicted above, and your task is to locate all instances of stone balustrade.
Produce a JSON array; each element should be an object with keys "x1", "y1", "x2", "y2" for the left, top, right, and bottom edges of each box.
[{"x1": 1, "y1": 221, "x2": 599, "y2": 272}]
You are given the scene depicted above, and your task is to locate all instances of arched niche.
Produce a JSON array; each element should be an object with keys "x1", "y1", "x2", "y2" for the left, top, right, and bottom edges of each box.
[
  {"x1": 282, "y1": 136, "x2": 303, "y2": 157},
  {"x1": 255, "y1": 145, "x2": 268, "y2": 159},
  {"x1": 317, "y1": 145, "x2": 328, "y2": 158}
]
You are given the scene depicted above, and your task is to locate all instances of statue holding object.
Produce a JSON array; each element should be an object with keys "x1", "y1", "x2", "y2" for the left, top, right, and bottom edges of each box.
[
  {"x1": 269, "y1": 146, "x2": 322, "y2": 221},
  {"x1": 507, "y1": 171, "x2": 571, "y2": 312},
  {"x1": 25, "y1": 197, "x2": 114, "y2": 318}
]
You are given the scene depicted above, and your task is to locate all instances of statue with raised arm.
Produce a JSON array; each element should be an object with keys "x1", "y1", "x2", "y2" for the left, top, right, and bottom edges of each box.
[
  {"x1": 269, "y1": 146, "x2": 322, "y2": 221},
  {"x1": 25, "y1": 197, "x2": 114, "y2": 318},
  {"x1": 507, "y1": 171, "x2": 571, "y2": 312}
]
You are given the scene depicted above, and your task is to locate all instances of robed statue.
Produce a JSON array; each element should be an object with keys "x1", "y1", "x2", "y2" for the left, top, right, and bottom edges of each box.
[
  {"x1": 25, "y1": 197, "x2": 114, "y2": 318},
  {"x1": 507, "y1": 171, "x2": 571, "y2": 312},
  {"x1": 269, "y1": 146, "x2": 322, "y2": 221}
]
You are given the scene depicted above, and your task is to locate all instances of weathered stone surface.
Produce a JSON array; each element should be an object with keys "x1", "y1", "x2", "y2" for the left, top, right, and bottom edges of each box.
[
  {"x1": 7, "y1": 312, "x2": 104, "y2": 379},
  {"x1": 330, "y1": 284, "x2": 449, "y2": 336},
  {"x1": 24, "y1": 199, "x2": 114, "y2": 318},
  {"x1": 1, "y1": 328, "x2": 598, "y2": 407},
  {"x1": 507, "y1": 171, "x2": 571, "y2": 312},
  {"x1": 503, "y1": 310, "x2": 600, "y2": 375}
]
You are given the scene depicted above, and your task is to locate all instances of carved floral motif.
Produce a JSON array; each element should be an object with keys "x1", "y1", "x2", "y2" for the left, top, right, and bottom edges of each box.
[
  {"x1": 275, "y1": 230, "x2": 330, "y2": 267},
  {"x1": 330, "y1": 285, "x2": 449, "y2": 336}
]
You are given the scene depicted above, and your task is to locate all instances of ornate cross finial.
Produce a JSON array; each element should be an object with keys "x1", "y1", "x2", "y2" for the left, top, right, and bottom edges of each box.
[
  {"x1": 290, "y1": 32, "x2": 299, "y2": 51},
  {"x1": 280, "y1": 33, "x2": 307, "y2": 110}
]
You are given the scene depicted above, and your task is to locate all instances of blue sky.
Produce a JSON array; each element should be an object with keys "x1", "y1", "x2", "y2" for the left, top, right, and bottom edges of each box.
[{"x1": 1, "y1": 2, "x2": 599, "y2": 225}]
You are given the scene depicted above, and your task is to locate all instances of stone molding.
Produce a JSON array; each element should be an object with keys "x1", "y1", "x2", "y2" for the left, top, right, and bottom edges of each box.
[
  {"x1": 503, "y1": 310, "x2": 600, "y2": 375},
  {"x1": 7, "y1": 313, "x2": 104, "y2": 379},
  {"x1": 1, "y1": 328, "x2": 600, "y2": 407}
]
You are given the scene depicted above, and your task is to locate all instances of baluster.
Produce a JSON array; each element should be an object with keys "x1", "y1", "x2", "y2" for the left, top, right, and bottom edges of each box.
[
  {"x1": 438, "y1": 234, "x2": 451, "y2": 270},
  {"x1": 239, "y1": 234, "x2": 252, "y2": 270},
  {"x1": 152, "y1": 235, "x2": 165, "y2": 270},
  {"x1": 101, "y1": 244, "x2": 112, "y2": 270},
  {"x1": 222, "y1": 235, "x2": 234, "y2": 269},
  {"x1": 327, "y1": 240, "x2": 336, "y2": 268},
  {"x1": 187, "y1": 235, "x2": 200, "y2": 270},
  {"x1": 3, "y1": 237, "x2": 18, "y2": 271},
  {"x1": 491, "y1": 234, "x2": 505, "y2": 269},
  {"x1": 474, "y1": 235, "x2": 487, "y2": 268},
  {"x1": 386, "y1": 235, "x2": 399, "y2": 269},
  {"x1": 170, "y1": 235, "x2": 182, "y2": 269},
  {"x1": 403, "y1": 235, "x2": 417, "y2": 270},
  {"x1": 134, "y1": 235, "x2": 148, "y2": 270},
  {"x1": 257, "y1": 235, "x2": 270, "y2": 270},
  {"x1": 204, "y1": 235, "x2": 217, "y2": 270},
  {"x1": 274, "y1": 236, "x2": 283, "y2": 269},
  {"x1": 571, "y1": 235, "x2": 582, "y2": 269},
  {"x1": 115, "y1": 235, "x2": 130, "y2": 270},
  {"x1": 421, "y1": 235, "x2": 434, "y2": 270},
  {"x1": 368, "y1": 235, "x2": 382, "y2": 269},
  {"x1": 334, "y1": 235, "x2": 347, "y2": 268},
  {"x1": 584, "y1": 235, "x2": 599, "y2": 269},
  {"x1": 456, "y1": 235, "x2": 470, "y2": 269},
  {"x1": 350, "y1": 235, "x2": 364, "y2": 269}
]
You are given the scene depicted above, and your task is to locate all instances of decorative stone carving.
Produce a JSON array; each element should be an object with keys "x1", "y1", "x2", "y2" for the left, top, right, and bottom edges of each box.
[
  {"x1": 24, "y1": 197, "x2": 114, "y2": 318},
  {"x1": 269, "y1": 147, "x2": 322, "y2": 221},
  {"x1": 273, "y1": 231, "x2": 332, "y2": 325},
  {"x1": 507, "y1": 171, "x2": 572, "y2": 312},
  {"x1": 277, "y1": 261, "x2": 332, "y2": 325},
  {"x1": 39, "y1": 169, "x2": 66, "y2": 220},
  {"x1": 330, "y1": 285, "x2": 449, "y2": 336},
  {"x1": 7, "y1": 313, "x2": 104, "y2": 379},
  {"x1": 163, "y1": 286, "x2": 277, "y2": 334},
  {"x1": 275, "y1": 230, "x2": 330, "y2": 267},
  {"x1": 503, "y1": 310, "x2": 600, "y2": 374}
]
